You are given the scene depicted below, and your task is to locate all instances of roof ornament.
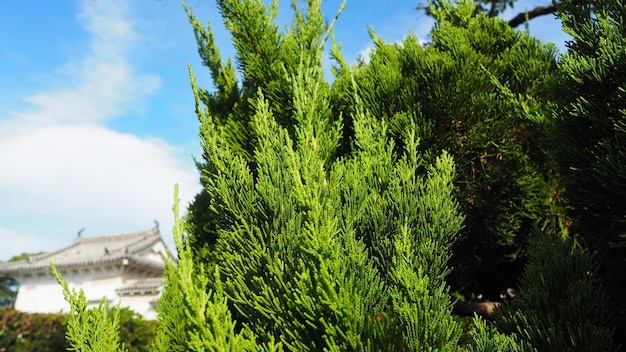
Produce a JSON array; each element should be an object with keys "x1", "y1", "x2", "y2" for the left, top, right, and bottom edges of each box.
[
  {"x1": 154, "y1": 220, "x2": 159, "y2": 229},
  {"x1": 78, "y1": 228, "x2": 85, "y2": 237}
]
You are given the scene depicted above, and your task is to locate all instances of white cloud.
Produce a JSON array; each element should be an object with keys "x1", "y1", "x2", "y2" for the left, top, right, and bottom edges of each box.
[
  {"x1": 350, "y1": 10, "x2": 433, "y2": 65},
  {"x1": 18, "y1": 1, "x2": 160, "y2": 125},
  {"x1": 0, "y1": 0, "x2": 200, "y2": 261},
  {"x1": 22, "y1": 62, "x2": 159, "y2": 125},
  {"x1": 356, "y1": 44, "x2": 375, "y2": 64},
  {"x1": 0, "y1": 228, "x2": 58, "y2": 261},
  {"x1": 0, "y1": 123, "x2": 198, "y2": 216},
  {"x1": 355, "y1": 34, "x2": 428, "y2": 65},
  {"x1": 0, "y1": 122, "x2": 200, "y2": 260}
]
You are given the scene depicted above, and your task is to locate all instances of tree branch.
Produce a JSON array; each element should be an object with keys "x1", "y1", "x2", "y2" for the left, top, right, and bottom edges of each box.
[{"x1": 508, "y1": 3, "x2": 558, "y2": 28}]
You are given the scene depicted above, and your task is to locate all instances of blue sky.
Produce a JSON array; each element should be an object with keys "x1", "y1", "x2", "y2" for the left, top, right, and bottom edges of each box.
[{"x1": 0, "y1": 0, "x2": 569, "y2": 261}]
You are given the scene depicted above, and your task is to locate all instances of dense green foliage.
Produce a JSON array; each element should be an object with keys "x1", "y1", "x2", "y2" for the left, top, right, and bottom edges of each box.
[
  {"x1": 494, "y1": 232, "x2": 613, "y2": 351},
  {"x1": 179, "y1": 0, "x2": 488, "y2": 348},
  {"x1": 467, "y1": 316, "x2": 534, "y2": 352},
  {"x1": 552, "y1": 0, "x2": 626, "y2": 248},
  {"x1": 152, "y1": 185, "x2": 258, "y2": 351},
  {"x1": 49, "y1": 0, "x2": 624, "y2": 350},
  {"x1": 52, "y1": 264, "x2": 127, "y2": 351},
  {"x1": 182, "y1": 2, "x2": 467, "y2": 348},
  {"x1": 549, "y1": 0, "x2": 626, "y2": 344},
  {"x1": 332, "y1": 0, "x2": 563, "y2": 299}
]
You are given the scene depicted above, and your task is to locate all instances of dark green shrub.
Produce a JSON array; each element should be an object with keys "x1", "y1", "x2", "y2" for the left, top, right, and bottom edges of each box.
[
  {"x1": 493, "y1": 231, "x2": 615, "y2": 351},
  {"x1": 0, "y1": 307, "x2": 68, "y2": 352},
  {"x1": 550, "y1": 0, "x2": 626, "y2": 345},
  {"x1": 0, "y1": 307, "x2": 155, "y2": 352},
  {"x1": 179, "y1": 0, "x2": 465, "y2": 349}
]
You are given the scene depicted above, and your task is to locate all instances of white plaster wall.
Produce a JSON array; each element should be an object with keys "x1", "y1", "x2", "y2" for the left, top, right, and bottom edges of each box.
[
  {"x1": 13, "y1": 268, "x2": 159, "y2": 319},
  {"x1": 14, "y1": 275, "x2": 67, "y2": 313},
  {"x1": 120, "y1": 294, "x2": 160, "y2": 320}
]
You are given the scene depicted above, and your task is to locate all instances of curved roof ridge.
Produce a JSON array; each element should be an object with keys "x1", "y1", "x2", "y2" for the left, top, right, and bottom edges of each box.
[
  {"x1": 75, "y1": 226, "x2": 159, "y2": 244},
  {"x1": 24, "y1": 242, "x2": 82, "y2": 263},
  {"x1": 125, "y1": 235, "x2": 161, "y2": 255}
]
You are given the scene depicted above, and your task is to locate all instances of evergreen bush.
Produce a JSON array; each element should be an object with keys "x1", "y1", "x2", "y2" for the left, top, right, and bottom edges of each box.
[
  {"x1": 180, "y1": 0, "x2": 483, "y2": 348},
  {"x1": 550, "y1": 0, "x2": 626, "y2": 344},
  {"x1": 467, "y1": 316, "x2": 534, "y2": 352},
  {"x1": 0, "y1": 307, "x2": 155, "y2": 352},
  {"x1": 185, "y1": 32, "x2": 464, "y2": 351},
  {"x1": 331, "y1": 0, "x2": 565, "y2": 299},
  {"x1": 0, "y1": 301, "x2": 155, "y2": 352},
  {"x1": 151, "y1": 185, "x2": 258, "y2": 351}
]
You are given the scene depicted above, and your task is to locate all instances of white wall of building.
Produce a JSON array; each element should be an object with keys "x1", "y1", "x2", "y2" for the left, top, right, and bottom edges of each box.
[
  {"x1": 120, "y1": 294, "x2": 160, "y2": 320},
  {"x1": 14, "y1": 275, "x2": 66, "y2": 313},
  {"x1": 13, "y1": 266, "x2": 160, "y2": 319}
]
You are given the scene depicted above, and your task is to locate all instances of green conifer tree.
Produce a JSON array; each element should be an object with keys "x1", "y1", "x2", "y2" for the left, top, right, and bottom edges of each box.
[
  {"x1": 331, "y1": 0, "x2": 564, "y2": 300},
  {"x1": 184, "y1": 0, "x2": 469, "y2": 349},
  {"x1": 151, "y1": 248, "x2": 187, "y2": 352},
  {"x1": 467, "y1": 316, "x2": 534, "y2": 352},
  {"x1": 550, "y1": 0, "x2": 626, "y2": 344}
]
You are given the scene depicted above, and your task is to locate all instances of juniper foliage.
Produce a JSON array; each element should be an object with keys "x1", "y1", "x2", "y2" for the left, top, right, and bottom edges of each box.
[
  {"x1": 467, "y1": 316, "x2": 535, "y2": 352},
  {"x1": 552, "y1": 0, "x2": 626, "y2": 245},
  {"x1": 51, "y1": 264, "x2": 127, "y2": 352},
  {"x1": 331, "y1": 0, "x2": 563, "y2": 299},
  {"x1": 550, "y1": 0, "x2": 626, "y2": 344},
  {"x1": 493, "y1": 231, "x2": 615, "y2": 351},
  {"x1": 184, "y1": 0, "x2": 467, "y2": 349},
  {"x1": 151, "y1": 185, "x2": 259, "y2": 352}
]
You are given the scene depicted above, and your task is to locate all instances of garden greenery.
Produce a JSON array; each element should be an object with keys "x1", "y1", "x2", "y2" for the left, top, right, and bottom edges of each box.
[{"x1": 51, "y1": 0, "x2": 623, "y2": 350}]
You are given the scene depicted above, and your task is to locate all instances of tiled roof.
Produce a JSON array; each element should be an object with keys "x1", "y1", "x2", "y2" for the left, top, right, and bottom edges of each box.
[
  {"x1": 116, "y1": 277, "x2": 163, "y2": 296},
  {"x1": 0, "y1": 227, "x2": 167, "y2": 275}
]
